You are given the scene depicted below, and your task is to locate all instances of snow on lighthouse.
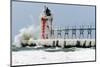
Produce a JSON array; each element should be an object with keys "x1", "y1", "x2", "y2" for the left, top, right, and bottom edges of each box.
[{"x1": 40, "y1": 6, "x2": 53, "y2": 39}]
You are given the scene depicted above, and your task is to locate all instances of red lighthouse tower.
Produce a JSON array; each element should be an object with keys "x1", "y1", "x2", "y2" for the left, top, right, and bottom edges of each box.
[
  {"x1": 41, "y1": 6, "x2": 53, "y2": 39},
  {"x1": 41, "y1": 16, "x2": 47, "y2": 39}
]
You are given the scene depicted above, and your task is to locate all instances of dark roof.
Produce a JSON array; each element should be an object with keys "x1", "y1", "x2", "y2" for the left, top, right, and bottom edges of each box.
[{"x1": 45, "y1": 7, "x2": 51, "y2": 16}]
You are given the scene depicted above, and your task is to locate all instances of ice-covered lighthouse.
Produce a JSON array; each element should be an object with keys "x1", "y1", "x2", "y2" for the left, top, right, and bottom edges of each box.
[{"x1": 40, "y1": 6, "x2": 53, "y2": 39}]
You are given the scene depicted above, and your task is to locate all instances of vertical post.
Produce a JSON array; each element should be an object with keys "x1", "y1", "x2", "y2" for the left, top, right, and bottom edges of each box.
[
  {"x1": 79, "y1": 25, "x2": 84, "y2": 39},
  {"x1": 52, "y1": 29, "x2": 54, "y2": 39},
  {"x1": 72, "y1": 26, "x2": 76, "y2": 39},
  {"x1": 87, "y1": 25, "x2": 92, "y2": 39},
  {"x1": 64, "y1": 26, "x2": 69, "y2": 39},
  {"x1": 57, "y1": 27, "x2": 62, "y2": 38}
]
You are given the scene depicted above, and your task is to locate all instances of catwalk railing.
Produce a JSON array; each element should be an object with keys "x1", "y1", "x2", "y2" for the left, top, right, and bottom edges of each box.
[{"x1": 51, "y1": 25, "x2": 95, "y2": 39}]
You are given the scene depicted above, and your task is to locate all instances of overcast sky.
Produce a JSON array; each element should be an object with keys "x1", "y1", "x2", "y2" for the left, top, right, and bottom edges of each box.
[{"x1": 12, "y1": 1, "x2": 96, "y2": 40}]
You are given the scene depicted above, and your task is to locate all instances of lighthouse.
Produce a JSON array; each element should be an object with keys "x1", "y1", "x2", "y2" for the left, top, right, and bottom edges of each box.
[{"x1": 41, "y1": 6, "x2": 53, "y2": 39}]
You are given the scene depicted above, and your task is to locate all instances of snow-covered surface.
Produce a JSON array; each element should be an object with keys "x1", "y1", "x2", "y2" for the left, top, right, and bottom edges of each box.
[{"x1": 12, "y1": 47, "x2": 95, "y2": 66}]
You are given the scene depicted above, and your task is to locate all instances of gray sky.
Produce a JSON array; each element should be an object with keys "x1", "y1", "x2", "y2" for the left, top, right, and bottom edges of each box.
[{"x1": 12, "y1": 1, "x2": 95, "y2": 40}]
